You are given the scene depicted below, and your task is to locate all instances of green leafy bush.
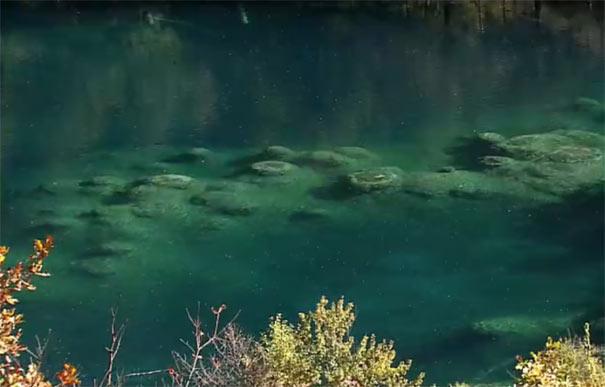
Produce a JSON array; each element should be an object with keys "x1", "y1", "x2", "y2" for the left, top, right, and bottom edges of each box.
[
  {"x1": 515, "y1": 323, "x2": 605, "y2": 386},
  {"x1": 260, "y1": 296, "x2": 424, "y2": 387}
]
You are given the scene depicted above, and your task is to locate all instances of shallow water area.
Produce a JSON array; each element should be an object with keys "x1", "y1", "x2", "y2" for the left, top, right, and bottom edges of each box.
[{"x1": 1, "y1": 2, "x2": 604, "y2": 385}]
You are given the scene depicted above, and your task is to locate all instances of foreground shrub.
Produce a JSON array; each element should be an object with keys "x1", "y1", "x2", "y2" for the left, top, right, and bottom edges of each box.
[
  {"x1": 0, "y1": 236, "x2": 80, "y2": 386},
  {"x1": 515, "y1": 322, "x2": 605, "y2": 386},
  {"x1": 166, "y1": 306, "x2": 268, "y2": 387},
  {"x1": 260, "y1": 296, "x2": 424, "y2": 387}
]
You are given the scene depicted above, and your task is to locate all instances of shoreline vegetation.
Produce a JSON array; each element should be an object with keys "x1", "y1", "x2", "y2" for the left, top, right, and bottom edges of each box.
[{"x1": 0, "y1": 238, "x2": 603, "y2": 386}]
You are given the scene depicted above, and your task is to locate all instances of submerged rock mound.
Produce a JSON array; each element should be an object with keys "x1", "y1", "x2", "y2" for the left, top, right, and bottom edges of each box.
[
  {"x1": 571, "y1": 97, "x2": 605, "y2": 122},
  {"x1": 79, "y1": 175, "x2": 124, "y2": 188},
  {"x1": 491, "y1": 131, "x2": 603, "y2": 163},
  {"x1": 345, "y1": 167, "x2": 403, "y2": 193},
  {"x1": 261, "y1": 145, "x2": 298, "y2": 161},
  {"x1": 190, "y1": 191, "x2": 257, "y2": 216},
  {"x1": 295, "y1": 150, "x2": 354, "y2": 168},
  {"x1": 448, "y1": 129, "x2": 604, "y2": 201},
  {"x1": 334, "y1": 146, "x2": 378, "y2": 160},
  {"x1": 147, "y1": 174, "x2": 194, "y2": 189},
  {"x1": 250, "y1": 160, "x2": 297, "y2": 176},
  {"x1": 471, "y1": 315, "x2": 575, "y2": 339}
]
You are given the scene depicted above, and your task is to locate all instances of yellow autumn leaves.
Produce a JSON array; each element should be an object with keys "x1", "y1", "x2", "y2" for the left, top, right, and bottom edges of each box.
[{"x1": 0, "y1": 236, "x2": 81, "y2": 387}]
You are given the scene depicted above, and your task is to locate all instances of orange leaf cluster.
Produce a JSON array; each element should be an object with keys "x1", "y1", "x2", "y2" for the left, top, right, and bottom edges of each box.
[
  {"x1": 0, "y1": 236, "x2": 80, "y2": 386},
  {"x1": 55, "y1": 363, "x2": 81, "y2": 386},
  {"x1": 0, "y1": 235, "x2": 53, "y2": 308}
]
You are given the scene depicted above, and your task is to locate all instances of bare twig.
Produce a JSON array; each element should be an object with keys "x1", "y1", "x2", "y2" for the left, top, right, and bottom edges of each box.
[
  {"x1": 123, "y1": 368, "x2": 168, "y2": 378},
  {"x1": 25, "y1": 330, "x2": 51, "y2": 367},
  {"x1": 98, "y1": 307, "x2": 127, "y2": 387},
  {"x1": 184, "y1": 304, "x2": 203, "y2": 387}
]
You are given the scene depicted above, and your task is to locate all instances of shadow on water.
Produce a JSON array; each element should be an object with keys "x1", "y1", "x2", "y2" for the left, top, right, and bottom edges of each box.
[
  {"x1": 309, "y1": 178, "x2": 360, "y2": 201},
  {"x1": 525, "y1": 182, "x2": 604, "y2": 256},
  {"x1": 444, "y1": 135, "x2": 507, "y2": 171}
]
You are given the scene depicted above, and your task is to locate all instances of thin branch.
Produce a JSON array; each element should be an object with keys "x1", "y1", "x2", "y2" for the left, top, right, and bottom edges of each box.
[
  {"x1": 184, "y1": 304, "x2": 203, "y2": 387},
  {"x1": 25, "y1": 330, "x2": 51, "y2": 367},
  {"x1": 123, "y1": 369, "x2": 168, "y2": 378},
  {"x1": 99, "y1": 307, "x2": 127, "y2": 387}
]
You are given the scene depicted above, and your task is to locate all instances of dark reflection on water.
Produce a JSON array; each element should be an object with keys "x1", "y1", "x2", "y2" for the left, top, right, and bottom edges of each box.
[{"x1": 1, "y1": 2, "x2": 604, "y2": 385}]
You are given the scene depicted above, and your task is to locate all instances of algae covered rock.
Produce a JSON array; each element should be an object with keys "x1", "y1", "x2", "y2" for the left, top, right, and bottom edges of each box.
[
  {"x1": 334, "y1": 146, "x2": 378, "y2": 160},
  {"x1": 250, "y1": 160, "x2": 297, "y2": 176},
  {"x1": 552, "y1": 129, "x2": 605, "y2": 149},
  {"x1": 205, "y1": 180, "x2": 255, "y2": 193},
  {"x1": 103, "y1": 186, "x2": 146, "y2": 205},
  {"x1": 494, "y1": 132, "x2": 590, "y2": 161},
  {"x1": 79, "y1": 175, "x2": 124, "y2": 188},
  {"x1": 147, "y1": 174, "x2": 194, "y2": 189},
  {"x1": 345, "y1": 166, "x2": 403, "y2": 193},
  {"x1": 80, "y1": 242, "x2": 133, "y2": 259},
  {"x1": 475, "y1": 132, "x2": 506, "y2": 145},
  {"x1": 437, "y1": 166, "x2": 456, "y2": 173},
  {"x1": 78, "y1": 176, "x2": 124, "y2": 196},
  {"x1": 571, "y1": 97, "x2": 605, "y2": 121},
  {"x1": 296, "y1": 150, "x2": 354, "y2": 168},
  {"x1": 76, "y1": 209, "x2": 112, "y2": 226},
  {"x1": 190, "y1": 191, "x2": 256, "y2": 216},
  {"x1": 451, "y1": 129, "x2": 604, "y2": 201},
  {"x1": 261, "y1": 145, "x2": 298, "y2": 160},
  {"x1": 399, "y1": 170, "x2": 553, "y2": 202},
  {"x1": 71, "y1": 258, "x2": 116, "y2": 278},
  {"x1": 471, "y1": 315, "x2": 574, "y2": 339},
  {"x1": 229, "y1": 145, "x2": 297, "y2": 168}
]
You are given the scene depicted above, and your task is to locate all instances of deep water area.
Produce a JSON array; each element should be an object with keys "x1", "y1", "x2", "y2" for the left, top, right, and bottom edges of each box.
[{"x1": 1, "y1": 2, "x2": 604, "y2": 385}]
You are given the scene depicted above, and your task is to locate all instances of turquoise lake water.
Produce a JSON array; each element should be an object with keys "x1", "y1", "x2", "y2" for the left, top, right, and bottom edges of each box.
[{"x1": 1, "y1": 2, "x2": 604, "y2": 385}]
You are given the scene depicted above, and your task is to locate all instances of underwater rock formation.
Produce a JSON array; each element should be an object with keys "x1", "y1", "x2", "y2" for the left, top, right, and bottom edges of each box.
[
  {"x1": 190, "y1": 191, "x2": 257, "y2": 216},
  {"x1": 147, "y1": 174, "x2": 195, "y2": 189},
  {"x1": 79, "y1": 176, "x2": 126, "y2": 199},
  {"x1": 228, "y1": 145, "x2": 298, "y2": 169},
  {"x1": 437, "y1": 166, "x2": 456, "y2": 173},
  {"x1": 344, "y1": 166, "x2": 403, "y2": 193},
  {"x1": 295, "y1": 150, "x2": 354, "y2": 168},
  {"x1": 76, "y1": 209, "x2": 111, "y2": 226},
  {"x1": 445, "y1": 129, "x2": 604, "y2": 201},
  {"x1": 261, "y1": 145, "x2": 298, "y2": 161},
  {"x1": 103, "y1": 188, "x2": 142, "y2": 205},
  {"x1": 250, "y1": 160, "x2": 297, "y2": 176},
  {"x1": 333, "y1": 146, "x2": 379, "y2": 160},
  {"x1": 205, "y1": 180, "x2": 255, "y2": 193},
  {"x1": 398, "y1": 170, "x2": 549, "y2": 201},
  {"x1": 571, "y1": 97, "x2": 605, "y2": 122},
  {"x1": 78, "y1": 175, "x2": 124, "y2": 188},
  {"x1": 471, "y1": 315, "x2": 575, "y2": 340},
  {"x1": 475, "y1": 132, "x2": 507, "y2": 145},
  {"x1": 80, "y1": 241, "x2": 133, "y2": 259},
  {"x1": 71, "y1": 258, "x2": 116, "y2": 278},
  {"x1": 488, "y1": 131, "x2": 603, "y2": 163}
]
